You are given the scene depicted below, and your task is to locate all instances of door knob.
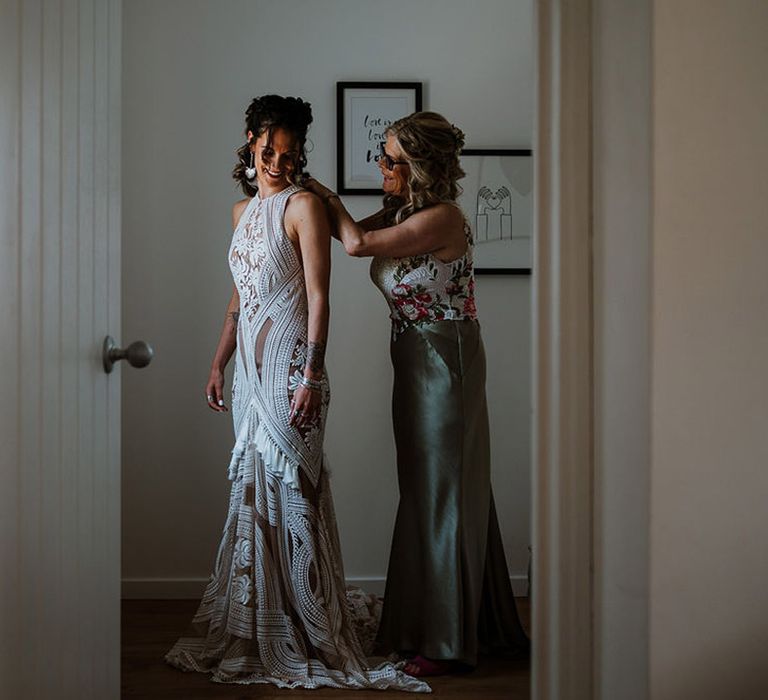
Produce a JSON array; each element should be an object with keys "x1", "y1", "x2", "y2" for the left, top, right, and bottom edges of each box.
[{"x1": 102, "y1": 336, "x2": 154, "y2": 374}]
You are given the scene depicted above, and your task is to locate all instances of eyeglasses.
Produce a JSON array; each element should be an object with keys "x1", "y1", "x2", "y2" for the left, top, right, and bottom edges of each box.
[{"x1": 378, "y1": 142, "x2": 408, "y2": 170}]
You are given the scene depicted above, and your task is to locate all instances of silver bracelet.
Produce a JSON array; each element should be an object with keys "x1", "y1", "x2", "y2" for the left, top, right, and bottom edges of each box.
[{"x1": 299, "y1": 375, "x2": 323, "y2": 392}]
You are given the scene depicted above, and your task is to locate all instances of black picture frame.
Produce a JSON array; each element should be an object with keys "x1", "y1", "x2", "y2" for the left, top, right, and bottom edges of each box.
[
  {"x1": 336, "y1": 81, "x2": 423, "y2": 195},
  {"x1": 458, "y1": 148, "x2": 533, "y2": 275}
]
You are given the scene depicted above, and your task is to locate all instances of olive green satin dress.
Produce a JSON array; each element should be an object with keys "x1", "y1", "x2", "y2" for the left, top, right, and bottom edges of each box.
[{"x1": 370, "y1": 249, "x2": 529, "y2": 667}]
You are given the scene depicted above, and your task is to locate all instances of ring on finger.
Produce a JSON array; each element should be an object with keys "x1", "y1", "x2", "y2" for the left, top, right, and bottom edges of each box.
[{"x1": 207, "y1": 395, "x2": 214, "y2": 401}]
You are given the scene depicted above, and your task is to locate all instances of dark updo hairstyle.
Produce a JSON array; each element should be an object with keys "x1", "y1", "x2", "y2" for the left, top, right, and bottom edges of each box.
[
  {"x1": 382, "y1": 111, "x2": 466, "y2": 224},
  {"x1": 232, "y1": 94, "x2": 313, "y2": 196}
]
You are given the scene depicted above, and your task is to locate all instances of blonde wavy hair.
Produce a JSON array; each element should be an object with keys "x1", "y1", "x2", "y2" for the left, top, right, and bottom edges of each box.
[{"x1": 382, "y1": 111, "x2": 466, "y2": 224}]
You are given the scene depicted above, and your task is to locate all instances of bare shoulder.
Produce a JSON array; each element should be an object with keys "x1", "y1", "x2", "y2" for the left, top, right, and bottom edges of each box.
[
  {"x1": 231, "y1": 197, "x2": 250, "y2": 230},
  {"x1": 402, "y1": 203, "x2": 466, "y2": 259},
  {"x1": 409, "y1": 202, "x2": 465, "y2": 232},
  {"x1": 286, "y1": 189, "x2": 323, "y2": 213},
  {"x1": 285, "y1": 189, "x2": 325, "y2": 224},
  {"x1": 434, "y1": 202, "x2": 465, "y2": 225}
]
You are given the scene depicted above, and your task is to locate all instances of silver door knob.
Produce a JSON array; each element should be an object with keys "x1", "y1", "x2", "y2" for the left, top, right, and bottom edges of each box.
[{"x1": 102, "y1": 335, "x2": 154, "y2": 374}]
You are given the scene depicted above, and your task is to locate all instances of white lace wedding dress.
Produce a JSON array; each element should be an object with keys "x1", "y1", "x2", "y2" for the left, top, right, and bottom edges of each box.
[{"x1": 165, "y1": 184, "x2": 429, "y2": 692}]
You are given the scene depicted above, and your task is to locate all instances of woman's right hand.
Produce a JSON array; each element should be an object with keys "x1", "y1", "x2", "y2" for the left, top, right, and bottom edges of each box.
[
  {"x1": 302, "y1": 177, "x2": 335, "y2": 201},
  {"x1": 205, "y1": 368, "x2": 228, "y2": 412}
]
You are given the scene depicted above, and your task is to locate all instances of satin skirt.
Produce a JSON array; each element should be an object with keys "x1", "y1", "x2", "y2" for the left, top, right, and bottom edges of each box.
[{"x1": 376, "y1": 320, "x2": 529, "y2": 666}]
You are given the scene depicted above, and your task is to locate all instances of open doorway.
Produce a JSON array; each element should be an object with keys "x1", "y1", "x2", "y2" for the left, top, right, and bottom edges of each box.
[
  {"x1": 2, "y1": 0, "x2": 612, "y2": 697},
  {"x1": 121, "y1": 1, "x2": 536, "y2": 698}
]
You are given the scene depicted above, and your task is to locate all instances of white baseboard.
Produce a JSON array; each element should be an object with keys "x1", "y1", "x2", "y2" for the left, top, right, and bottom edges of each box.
[{"x1": 121, "y1": 575, "x2": 530, "y2": 599}]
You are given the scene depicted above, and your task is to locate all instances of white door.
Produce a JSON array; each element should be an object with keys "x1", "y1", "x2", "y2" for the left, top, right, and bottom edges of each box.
[{"x1": 0, "y1": 0, "x2": 124, "y2": 697}]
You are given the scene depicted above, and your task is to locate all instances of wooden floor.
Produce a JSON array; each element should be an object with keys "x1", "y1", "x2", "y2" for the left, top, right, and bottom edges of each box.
[{"x1": 122, "y1": 599, "x2": 531, "y2": 699}]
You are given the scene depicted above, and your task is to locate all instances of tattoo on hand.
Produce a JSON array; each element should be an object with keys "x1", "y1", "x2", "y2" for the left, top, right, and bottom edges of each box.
[{"x1": 306, "y1": 341, "x2": 326, "y2": 374}]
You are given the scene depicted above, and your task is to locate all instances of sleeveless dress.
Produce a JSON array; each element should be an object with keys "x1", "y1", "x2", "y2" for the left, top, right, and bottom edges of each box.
[
  {"x1": 165, "y1": 185, "x2": 429, "y2": 692},
  {"x1": 370, "y1": 220, "x2": 529, "y2": 666}
]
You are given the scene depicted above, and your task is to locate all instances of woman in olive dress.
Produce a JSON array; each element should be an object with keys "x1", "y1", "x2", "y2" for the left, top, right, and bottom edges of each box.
[{"x1": 304, "y1": 111, "x2": 529, "y2": 676}]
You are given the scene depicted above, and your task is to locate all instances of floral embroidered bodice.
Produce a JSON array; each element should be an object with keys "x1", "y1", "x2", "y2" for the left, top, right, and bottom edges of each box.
[{"x1": 370, "y1": 221, "x2": 478, "y2": 337}]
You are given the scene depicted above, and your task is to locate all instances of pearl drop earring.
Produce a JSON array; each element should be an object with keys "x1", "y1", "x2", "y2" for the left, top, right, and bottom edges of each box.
[{"x1": 245, "y1": 149, "x2": 257, "y2": 180}]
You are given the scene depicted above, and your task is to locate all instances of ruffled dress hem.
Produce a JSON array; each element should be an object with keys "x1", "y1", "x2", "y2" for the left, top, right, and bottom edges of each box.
[{"x1": 164, "y1": 645, "x2": 431, "y2": 692}]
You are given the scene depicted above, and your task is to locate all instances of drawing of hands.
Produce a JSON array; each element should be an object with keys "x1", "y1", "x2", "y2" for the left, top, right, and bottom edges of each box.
[
  {"x1": 477, "y1": 186, "x2": 493, "y2": 213},
  {"x1": 475, "y1": 187, "x2": 492, "y2": 242},
  {"x1": 476, "y1": 185, "x2": 513, "y2": 241},
  {"x1": 498, "y1": 186, "x2": 512, "y2": 239},
  {"x1": 478, "y1": 186, "x2": 509, "y2": 211},
  {"x1": 497, "y1": 186, "x2": 512, "y2": 213}
]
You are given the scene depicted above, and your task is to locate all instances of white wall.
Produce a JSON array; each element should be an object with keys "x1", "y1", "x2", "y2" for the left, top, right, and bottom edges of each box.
[
  {"x1": 650, "y1": 1, "x2": 768, "y2": 697},
  {"x1": 122, "y1": 0, "x2": 534, "y2": 595}
]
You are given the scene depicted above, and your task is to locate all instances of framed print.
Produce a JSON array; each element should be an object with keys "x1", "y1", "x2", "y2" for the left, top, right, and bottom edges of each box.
[
  {"x1": 337, "y1": 81, "x2": 423, "y2": 195},
  {"x1": 457, "y1": 149, "x2": 533, "y2": 275}
]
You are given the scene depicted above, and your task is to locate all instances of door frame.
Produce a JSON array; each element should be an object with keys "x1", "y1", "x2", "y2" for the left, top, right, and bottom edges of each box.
[
  {"x1": 533, "y1": 1, "x2": 653, "y2": 698},
  {"x1": 533, "y1": 2, "x2": 594, "y2": 698}
]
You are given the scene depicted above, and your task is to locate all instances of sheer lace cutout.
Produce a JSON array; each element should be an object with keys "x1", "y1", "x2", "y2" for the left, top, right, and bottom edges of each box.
[{"x1": 254, "y1": 317, "x2": 273, "y2": 379}]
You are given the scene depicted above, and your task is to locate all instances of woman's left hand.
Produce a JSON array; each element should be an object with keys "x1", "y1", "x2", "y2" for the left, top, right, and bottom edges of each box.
[{"x1": 289, "y1": 384, "x2": 322, "y2": 429}]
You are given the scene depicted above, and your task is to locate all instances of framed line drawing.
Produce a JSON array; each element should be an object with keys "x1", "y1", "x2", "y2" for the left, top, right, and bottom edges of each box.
[
  {"x1": 337, "y1": 81, "x2": 423, "y2": 195},
  {"x1": 457, "y1": 148, "x2": 533, "y2": 275}
]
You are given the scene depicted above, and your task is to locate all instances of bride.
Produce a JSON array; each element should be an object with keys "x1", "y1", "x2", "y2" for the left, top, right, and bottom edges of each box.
[{"x1": 165, "y1": 94, "x2": 428, "y2": 693}]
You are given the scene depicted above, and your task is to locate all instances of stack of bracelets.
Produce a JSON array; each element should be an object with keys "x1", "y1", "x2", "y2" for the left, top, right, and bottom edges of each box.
[{"x1": 299, "y1": 375, "x2": 323, "y2": 392}]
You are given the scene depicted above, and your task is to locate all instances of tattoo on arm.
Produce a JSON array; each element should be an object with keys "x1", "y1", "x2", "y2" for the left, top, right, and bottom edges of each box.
[
  {"x1": 228, "y1": 310, "x2": 240, "y2": 328},
  {"x1": 306, "y1": 341, "x2": 326, "y2": 374}
]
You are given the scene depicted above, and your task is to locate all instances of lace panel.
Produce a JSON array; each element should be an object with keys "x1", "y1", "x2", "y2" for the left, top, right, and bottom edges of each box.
[{"x1": 167, "y1": 186, "x2": 428, "y2": 692}]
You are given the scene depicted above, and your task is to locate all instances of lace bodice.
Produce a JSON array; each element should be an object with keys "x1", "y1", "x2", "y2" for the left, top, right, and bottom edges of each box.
[
  {"x1": 227, "y1": 184, "x2": 328, "y2": 488},
  {"x1": 370, "y1": 223, "x2": 478, "y2": 337}
]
